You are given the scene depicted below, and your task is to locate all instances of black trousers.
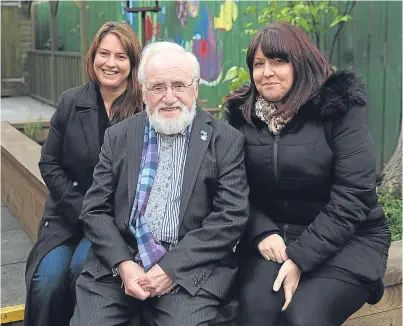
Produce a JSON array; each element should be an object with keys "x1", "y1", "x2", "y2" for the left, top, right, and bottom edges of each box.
[
  {"x1": 237, "y1": 253, "x2": 371, "y2": 326},
  {"x1": 70, "y1": 271, "x2": 221, "y2": 326}
]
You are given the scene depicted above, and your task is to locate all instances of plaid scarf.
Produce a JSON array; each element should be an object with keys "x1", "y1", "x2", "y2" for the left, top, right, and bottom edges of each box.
[{"x1": 128, "y1": 118, "x2": 166, "y2": 271}]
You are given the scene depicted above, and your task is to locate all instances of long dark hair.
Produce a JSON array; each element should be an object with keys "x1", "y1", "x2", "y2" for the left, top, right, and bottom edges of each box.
[
  {"x1": 85, "y1": 21, "x2": 143, "y2": 121},
  {"x1": 226, "y1": 22, "x2": 333, "y2": 122}
]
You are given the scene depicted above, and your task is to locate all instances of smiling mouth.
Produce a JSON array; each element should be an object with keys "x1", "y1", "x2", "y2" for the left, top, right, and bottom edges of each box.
[
  {"x1": 160, "y1": 107, "x2": 180, "y2": 112},
  {"x1": 103, "y1": 69, "x2": 118, "y2": 75}
]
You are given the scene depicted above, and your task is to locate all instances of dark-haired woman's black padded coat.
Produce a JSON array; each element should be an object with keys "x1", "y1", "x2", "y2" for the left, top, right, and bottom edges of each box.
[{"x1": 226, "y1": 71, "x2": 391, "y2": 304}]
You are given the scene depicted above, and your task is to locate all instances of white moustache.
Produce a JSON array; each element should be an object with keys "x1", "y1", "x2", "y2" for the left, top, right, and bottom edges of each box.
[
  {"x1": 156, "y1": 101, "x2": 187, "y2": 112},
  {"x1": 147, "y1": 101, "x2": 196, "y2": 135}
]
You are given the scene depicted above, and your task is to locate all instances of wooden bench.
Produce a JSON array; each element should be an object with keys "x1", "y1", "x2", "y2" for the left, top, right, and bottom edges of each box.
[
  {"x1": 208, "y1": 240, "x2": 402, "y2": 326},
  {"x1": 1, "y1": 120, "x2": 401, "y2": 325},
  {"x1": 343, "y1": 240, "x2": 402, "y2": 326},
  {"x1": 128, "y1": 242, "x2": 402, "y2": 325}
]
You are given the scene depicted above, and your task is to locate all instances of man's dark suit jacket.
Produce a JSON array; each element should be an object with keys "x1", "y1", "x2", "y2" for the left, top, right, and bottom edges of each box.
[{"x1": 80, "y1": 108, "x2": 249, "y2": 300}]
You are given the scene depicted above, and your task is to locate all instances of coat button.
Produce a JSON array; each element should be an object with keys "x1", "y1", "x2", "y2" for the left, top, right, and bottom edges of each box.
[{"x1": 45, "y1": 221, "x2": 49, "y2": 227}]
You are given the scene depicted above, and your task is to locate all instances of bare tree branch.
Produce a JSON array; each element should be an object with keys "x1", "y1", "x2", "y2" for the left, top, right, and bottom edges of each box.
[
  {"x1": 309, "y1": 1, "x2": 321, "y2": 48},
  {"x1": 329, "y1": 1, "x2": 357, "y2": 64}
]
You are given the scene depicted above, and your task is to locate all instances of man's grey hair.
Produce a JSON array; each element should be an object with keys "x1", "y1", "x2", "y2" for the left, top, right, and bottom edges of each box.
[{"x1": 138, "y1": 41, "x2": 200, "y2": 87}]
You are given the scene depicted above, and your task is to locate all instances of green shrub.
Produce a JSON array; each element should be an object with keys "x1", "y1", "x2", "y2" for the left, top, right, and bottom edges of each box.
[
  {"x1": 23, "y1": 119, "x2": 43, "y2": 141},
  {"x1": 378, "y1": 191, "x2": 402, "y2": 241}
]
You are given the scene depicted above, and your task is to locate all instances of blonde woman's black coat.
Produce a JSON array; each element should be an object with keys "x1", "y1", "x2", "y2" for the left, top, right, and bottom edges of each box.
[{"x1": 24, "y1": 81, "x2": 120, "y2": 325}]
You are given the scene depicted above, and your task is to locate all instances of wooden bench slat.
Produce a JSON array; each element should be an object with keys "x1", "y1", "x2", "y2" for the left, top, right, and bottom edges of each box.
[
  {"x1": 343, "y1": 308, "x2": 402, "y2": 326},
  {"x1": 384, "y1": 240, "x2": 402, "y2": 287},
  {"x1": 347, "y1": 285, "x2": 402, "y2": 320}
]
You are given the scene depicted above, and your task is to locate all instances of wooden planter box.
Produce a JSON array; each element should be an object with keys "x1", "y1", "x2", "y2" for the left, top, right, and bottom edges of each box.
[
  {"x1": 1, "y1": 121, "x2": 49, "y2": 242},
  {"x1": 7, "y1": 120, "x2": 50, "y2": 145}
]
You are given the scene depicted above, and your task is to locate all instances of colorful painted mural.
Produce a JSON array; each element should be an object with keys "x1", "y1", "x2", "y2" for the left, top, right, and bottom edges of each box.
[
  {"x1": 123, "y1": 1, "x2": 240, "y2": 88},
  {"x1": 176, "y1": 1, "x2": 199, "y2": 26},
  {"x1": 214, "y1": 0, "x2": 238, "y2": 31},
  {"x1": 191, "y1": 4, "x2": 223, "y2": 85}
]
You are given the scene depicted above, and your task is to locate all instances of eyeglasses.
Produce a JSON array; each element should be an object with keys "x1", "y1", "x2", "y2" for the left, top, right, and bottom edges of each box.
[{"x1": 145, "y1": 79, "x2": 195, "y2": 95}]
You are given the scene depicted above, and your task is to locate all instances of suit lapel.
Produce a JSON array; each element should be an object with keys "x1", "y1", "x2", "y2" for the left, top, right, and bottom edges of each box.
[
  {"x1": 79, "y1": 109, "x2": 100, "y2": 167},
  {"x1": 178, "y1": 109, "x2": 213, "y2": 226},
  {"x1": 128, "y1": 112, "x2": 147, "y2": 211}
]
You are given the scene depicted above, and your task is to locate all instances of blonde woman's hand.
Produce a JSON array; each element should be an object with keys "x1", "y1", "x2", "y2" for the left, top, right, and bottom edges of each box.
[{"x1": 257, "y1": 234, "x2": 288, "y2": 263}]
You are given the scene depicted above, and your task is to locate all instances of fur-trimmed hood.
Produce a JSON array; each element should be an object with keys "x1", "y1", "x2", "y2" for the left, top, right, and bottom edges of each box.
[{"x1": 226, "y1": 70, "x2": 368, "y2": 126}]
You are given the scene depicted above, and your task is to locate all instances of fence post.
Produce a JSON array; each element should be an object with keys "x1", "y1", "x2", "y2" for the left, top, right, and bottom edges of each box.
[
  {"x1": 78, "y1": 1, "x2": 89, "y2": 85},
  {"x1": 49, "y1": 1, "x2": 58, "y2": 105}
]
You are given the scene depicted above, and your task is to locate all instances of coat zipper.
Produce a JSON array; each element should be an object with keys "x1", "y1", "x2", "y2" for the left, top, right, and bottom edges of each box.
[
  {"x1": 273, "y1": 133, "x2": 287, "y2": 243},
  {"x1": 273, "y1": 134, "x2": 280, "y2": 184},
  {"x1": 283, "y1": 223, "x2": 288, "y2": 243}
]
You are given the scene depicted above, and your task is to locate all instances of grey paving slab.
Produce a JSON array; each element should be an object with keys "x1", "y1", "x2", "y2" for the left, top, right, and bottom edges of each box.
[
  {"x1": 1, "y1": 229, "x2": 33, "y2": 265},
  {"x1": 1, "y1": 96, "x2": 55, "y2": 122},
  {"x1": 1, "y1": 206, "x2": 21, "y2": 231},
  {"x1": 6, "y1": 322, "x2": 24, "y2": 326},
  {"x1": 1, "y1": 262, "x2": 27, "y2": 307}
]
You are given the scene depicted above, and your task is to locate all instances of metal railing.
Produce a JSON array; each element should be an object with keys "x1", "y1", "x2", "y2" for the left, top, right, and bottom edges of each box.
[{"x1": 28, "y1": 50, "x2": 81, "y2": 106}]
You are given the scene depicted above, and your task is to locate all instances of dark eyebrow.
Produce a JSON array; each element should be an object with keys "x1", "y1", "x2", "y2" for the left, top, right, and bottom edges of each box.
[
  {"x1": 98, "y1": 48, "x2": 126, "y2": 55},
  {"x1": 268, "y1": 54, "x2": 289, "y2": 61}
]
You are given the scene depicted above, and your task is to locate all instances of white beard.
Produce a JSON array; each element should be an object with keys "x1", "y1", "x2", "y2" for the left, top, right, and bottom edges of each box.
[{"x1": 146, "y1": 101, "x2": 196, "y2": 135}]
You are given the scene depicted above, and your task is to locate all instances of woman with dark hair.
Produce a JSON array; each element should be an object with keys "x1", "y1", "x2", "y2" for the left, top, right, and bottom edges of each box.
[
  {"x1": 225, "y1": 22, "x2": 391, "y2": 326},
  {"x1": 24, "y1": 21, "x2": 142, "y2": 326}
]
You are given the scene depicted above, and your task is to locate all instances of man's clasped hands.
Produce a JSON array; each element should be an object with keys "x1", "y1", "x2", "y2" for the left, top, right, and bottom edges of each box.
[{"x1": 118, "y1": 261, "x2": 176, "y2": 300}]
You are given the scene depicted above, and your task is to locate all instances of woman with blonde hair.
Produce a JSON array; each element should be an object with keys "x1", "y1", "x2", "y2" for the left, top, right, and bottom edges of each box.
[{"x1": 25, "y1": 21, "x2": 142, "y2": 326}]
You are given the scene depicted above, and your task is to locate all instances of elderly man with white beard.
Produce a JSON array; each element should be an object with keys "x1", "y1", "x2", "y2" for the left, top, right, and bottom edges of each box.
[{"x1": 70, "y1": 41, "x2": 249, "y2": 326}]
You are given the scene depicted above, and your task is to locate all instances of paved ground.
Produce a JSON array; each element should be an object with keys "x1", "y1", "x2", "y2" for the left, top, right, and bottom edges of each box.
[
  {"x1": 1, "y1": 96, "x2": 55, "y2": 122},
  {"x1": 1, "y1": 202, "x2": 33, "y2": 307},
  {"x1": 0, "y1": 96, "x2": 52, "y2": 309}
]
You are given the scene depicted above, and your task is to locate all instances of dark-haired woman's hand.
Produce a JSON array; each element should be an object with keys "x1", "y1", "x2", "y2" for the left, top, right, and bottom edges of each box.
[
  {"x1": 273, "y1": 258, "x2": 301, "y2": 311},
  {"x1": 257, "y1": 234, "x2": 288, "y2": 263}
]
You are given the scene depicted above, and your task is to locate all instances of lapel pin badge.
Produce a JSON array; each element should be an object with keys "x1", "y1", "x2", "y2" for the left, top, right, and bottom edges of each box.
[{"x1": 200, "y1": 130, "x2": 207, "y2": 141}]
